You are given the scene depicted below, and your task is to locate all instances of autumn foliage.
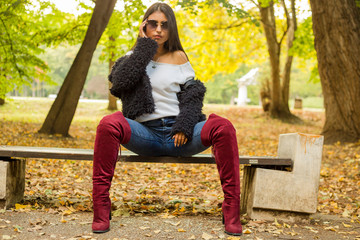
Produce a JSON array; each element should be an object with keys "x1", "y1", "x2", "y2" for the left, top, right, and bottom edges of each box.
[{"x1": 0, "y1": 99, "x2": 359, "y2": 224}]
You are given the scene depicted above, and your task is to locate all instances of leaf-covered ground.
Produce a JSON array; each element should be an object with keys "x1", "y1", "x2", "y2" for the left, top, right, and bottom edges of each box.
[{"x1": 0, "y1": 98, "x2": 359, "y2": 239}]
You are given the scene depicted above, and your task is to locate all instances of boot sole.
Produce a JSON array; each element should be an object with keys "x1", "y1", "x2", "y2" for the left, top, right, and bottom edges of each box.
[
  {"x1": 224, "y1": 230, "x2": 242, "y2": 236},
  {"x1": 93, "y1": 228, "x2": 110, "y2": 234}
]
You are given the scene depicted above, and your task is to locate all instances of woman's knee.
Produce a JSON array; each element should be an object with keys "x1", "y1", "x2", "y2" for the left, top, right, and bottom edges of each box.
[
  {"x1": 207, "y1": 114, "x2": 236, "y2": 133},
  {"x1": 97, "y1": 112, "x2": 127, "y2": 135},
  {"x1": 201, "y1": 114, "x2": 236, "y2": 145}
]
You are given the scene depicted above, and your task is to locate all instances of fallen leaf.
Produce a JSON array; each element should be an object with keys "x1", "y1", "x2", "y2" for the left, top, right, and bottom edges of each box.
[
  {"x1": 243, "y1": 228, "x2": 252, "y2": 234},
  {"x1": 139, "y1": 226, "x2": 150, "y2": 230},
  {"x1": 13, "y1": 225, "x2": 22, "y2": 232},
  {"x1": 62, "y1": 209, "x2": 73, "y2": 216},
  {"x1": 14, "y1": 204, "x2": 25, "y2": 210},
  {"x1": 60, "y1": 216, "x2": 67, "y2": 223},
  {"x1": 273, "y1": 218, "x2": 282, "y2": 228},
  {"x1": 342, "y1": 223, "x2": 352, "y2": 228},
  {"x1": 283, "y1": 223, "x2": 291, "y2": 228},
  {"x1": 164, "y1": 220, "x2": 181, "y2": 226},
  {"x1": 202, "y1": 232, "x2": 213, "y2": 240},
  {"x1": 226, "y1": 237, "x2": 241, "y2": 240},
  {"x1": 325, "y1": 226, "x2": 337, "y2": 232},
  {"x1": 178, "y1": 228, "x2": 186, "y2": 232}
]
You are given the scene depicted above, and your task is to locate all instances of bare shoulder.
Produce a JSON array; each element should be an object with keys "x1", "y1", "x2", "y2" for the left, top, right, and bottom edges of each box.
[{"x1": 172, "y1": 50, "x2": 188, "y2": 65}]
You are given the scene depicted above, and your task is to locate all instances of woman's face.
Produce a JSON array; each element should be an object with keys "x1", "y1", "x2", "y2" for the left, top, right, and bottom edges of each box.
[{"x1": 145, "y1": 11, "x2": 169, "y2": 45}]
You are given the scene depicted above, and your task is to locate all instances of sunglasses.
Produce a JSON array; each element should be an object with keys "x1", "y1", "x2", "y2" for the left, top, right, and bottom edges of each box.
[{"x1": 146, "y1": 20, "x2": 168, "y2": 31}]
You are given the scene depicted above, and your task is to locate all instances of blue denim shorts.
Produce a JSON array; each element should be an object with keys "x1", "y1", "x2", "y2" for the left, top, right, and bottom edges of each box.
[{"x1": 122, "y1": 117, "x2": 209, "y2": 157}]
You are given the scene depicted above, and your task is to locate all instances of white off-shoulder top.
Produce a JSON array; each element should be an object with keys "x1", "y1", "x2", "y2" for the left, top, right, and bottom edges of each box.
[{"x1": 135, "y1": 59, "x2": 195, "y2": 122}]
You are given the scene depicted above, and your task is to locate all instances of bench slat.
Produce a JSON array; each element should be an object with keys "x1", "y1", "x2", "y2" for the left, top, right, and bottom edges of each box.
[{"x1": 0, "y1": 145, "x2": 292, "y2": 166}]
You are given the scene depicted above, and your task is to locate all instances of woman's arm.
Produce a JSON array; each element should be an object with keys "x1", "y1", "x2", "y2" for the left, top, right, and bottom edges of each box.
[
  {"x1": 171, "y1": 79, "x2": 206, "y2": 141},
  {"x1": 109, "y1": 37, "x2": 158, "y2": 97}
]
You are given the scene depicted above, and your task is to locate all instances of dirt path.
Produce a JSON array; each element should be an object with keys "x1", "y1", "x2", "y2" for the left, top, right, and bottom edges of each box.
[{"x1": 1, "y1": 211, "x2": 359, "y2": 240}]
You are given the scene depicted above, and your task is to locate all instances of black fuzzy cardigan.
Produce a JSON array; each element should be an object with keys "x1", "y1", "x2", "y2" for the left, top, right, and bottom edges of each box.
[{"x1": 109, "y1": 37, "x2": 206, "y2": 140}]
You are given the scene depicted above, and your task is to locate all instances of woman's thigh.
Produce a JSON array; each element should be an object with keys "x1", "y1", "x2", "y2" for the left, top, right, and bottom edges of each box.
[
  {"x1": 121, "y1": 118, "x2": 164, "y2": 156},
  {"x1": 122, "y1": 119, "x2": 210, "y2": 157}
]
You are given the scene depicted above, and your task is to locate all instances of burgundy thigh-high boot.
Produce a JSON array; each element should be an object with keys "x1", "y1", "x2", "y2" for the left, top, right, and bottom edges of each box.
[
  {"x1": 201, "y1": 113, "x2": 242, "y2": 236},
  {"x1": 92, "y1": 112, "x2": 131, "y2": 233}
]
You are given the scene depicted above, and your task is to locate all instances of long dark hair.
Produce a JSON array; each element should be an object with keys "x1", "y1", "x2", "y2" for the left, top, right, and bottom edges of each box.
[{"x1": 133, "y1": 2, "x2": 186, "y2": 54}]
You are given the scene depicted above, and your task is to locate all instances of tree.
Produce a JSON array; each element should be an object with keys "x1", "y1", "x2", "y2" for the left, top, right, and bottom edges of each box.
[
  {"x1": 100, "y1": 0, "x2": 146, "y2": 110},
  {"x1": 309, "y1": 0, "x2": 360, "y2": 143},
  {"x1": 39, "y1": 0, "x2": 117, "y2": 136},
  {"x1": 177, "y1": 0, "x2": 266, "y2": 81},
  {"x1": 256, "y1": 0, "x2": 299, "y2": 120},
  {"x1": 0, "y1": 0, "x2": 51, "y2": 104},
  {"x1": 107, "y1": 36, "x2": 118, "y2": 110}
]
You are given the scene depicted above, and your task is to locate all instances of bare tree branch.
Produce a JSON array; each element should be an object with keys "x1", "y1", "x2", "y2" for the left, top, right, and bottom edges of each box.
[
  {"x1": 0, "y1": 16, "x2": 24, "y2": 78},
  {"x1": 206, "y1": 20, "x2": 248, "y2": 30},
  {"x1": 250, "y1": 0, "x2": 260, "y2": 8}
]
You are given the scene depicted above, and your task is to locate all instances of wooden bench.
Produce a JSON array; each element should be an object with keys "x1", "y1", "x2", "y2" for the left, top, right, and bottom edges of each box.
[{"x1": 0, "y1": 133, "x2": 323, "y2": 221}]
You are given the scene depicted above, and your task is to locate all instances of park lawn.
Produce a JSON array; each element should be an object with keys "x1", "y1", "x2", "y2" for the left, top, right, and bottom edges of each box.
[{"x1": 0, "y1": 98, "x2": 359, "y2": 223}]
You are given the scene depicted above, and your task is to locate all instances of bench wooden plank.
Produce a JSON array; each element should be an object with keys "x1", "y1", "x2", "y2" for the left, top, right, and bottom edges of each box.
[{"x1": 0, "y1": 145, "x2": 292, "y2": 166}]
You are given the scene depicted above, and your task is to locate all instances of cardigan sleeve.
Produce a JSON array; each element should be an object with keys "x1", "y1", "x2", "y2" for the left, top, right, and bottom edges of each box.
[
  {"x1": 109, "y1": 37, "x2": 158, "y2": 96},
  {"x1": 170, "y1": 79, "x2": 206, "y2": 141}
]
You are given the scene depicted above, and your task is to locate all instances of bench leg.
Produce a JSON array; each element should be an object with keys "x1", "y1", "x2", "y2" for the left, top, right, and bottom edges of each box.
[
  {"x1": 0, "y1": 158, "x2": 26, "y2": 209},
  {"x1": 241, "y1": 166, "x2": 255, "y2": 214}
]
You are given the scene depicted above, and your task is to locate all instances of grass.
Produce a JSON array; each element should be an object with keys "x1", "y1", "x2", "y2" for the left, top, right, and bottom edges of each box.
[
  {"x1": 1, "y1": 97, "x2": 114, "y2": 125},
  {"x1": 300, "y1": 97, "x2": 324, "y2": 109}
]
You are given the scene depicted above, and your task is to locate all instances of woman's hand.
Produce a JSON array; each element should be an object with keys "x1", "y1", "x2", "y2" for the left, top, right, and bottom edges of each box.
[
  {"x1": 139, "y1": 19, "x2": 148, "y2": 38},
  {"x1": 172, "y1": 132, "x2": 188, "y2": 147}
]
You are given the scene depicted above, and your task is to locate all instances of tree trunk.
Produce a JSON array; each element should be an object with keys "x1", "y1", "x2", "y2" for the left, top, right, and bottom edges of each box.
[
  {"x1": 0, "y1": 98, "x2": 4, "y2": 105},
  {"x1": 258, "y1": 1, "x2": 295, "y2": 120},
  {"x1": 39, "y1": 0, "x2": 117, "y2": 136},
  {"x1": 107, "y1": 36, "x2": 118, "y2": 111},
  {"x1": 281, "y1": 0, "x2": 297, "y2": 107},
  {"x1": 310, "y1": 0, "x2": 360, "y2": 144}
]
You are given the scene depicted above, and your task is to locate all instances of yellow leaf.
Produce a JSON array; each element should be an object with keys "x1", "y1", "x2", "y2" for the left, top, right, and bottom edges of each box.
[
  {"x1": 274, "y1": 218, "x2": 282, "y2": 228},
  {"x1": 342, "y1": 223, "x2": 352, "y2": 228},
  {"x1": 325, "y1": 226, "x2": 336, "y2": 232},
  {"x1": 178, "y1": 228, "x2": 186, "y2": 232},
  {"x1": 226, "y1": 237, "x2": 241, "y2": 240},
  {"x1": 60, "y1": 216, "x2": 67, "y2": 223},
  {"x1": 283, "y1": 223, "x2": 291, "y2": 228},
  {"x1": 15, "y1": 204, "x2": 28, "y2": 210},
  {"x1": 243, "y1": 228, "x2": 252, "y2": 234},
  {"x1": 63, "y1": 210, "x2": 72, "y2": 216}
]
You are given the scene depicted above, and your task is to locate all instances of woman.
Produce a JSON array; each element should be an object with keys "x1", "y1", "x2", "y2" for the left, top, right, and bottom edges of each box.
[{"x1": 92, "y1": 2, "x2": 242, "y2": 236}]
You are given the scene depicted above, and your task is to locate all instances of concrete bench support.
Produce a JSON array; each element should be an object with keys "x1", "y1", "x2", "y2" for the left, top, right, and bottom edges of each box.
[
  {"x1": 0, "y1": 159, "x2": 26, "y2": 209},
  {"x1": 243, "y1": 133, "x2": 324, "y2": 221}
]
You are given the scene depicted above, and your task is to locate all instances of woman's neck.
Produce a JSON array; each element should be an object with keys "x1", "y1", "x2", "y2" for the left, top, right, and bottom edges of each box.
[{"x1": 154, "y1": 44, "x2": 167, "y2": 59}]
